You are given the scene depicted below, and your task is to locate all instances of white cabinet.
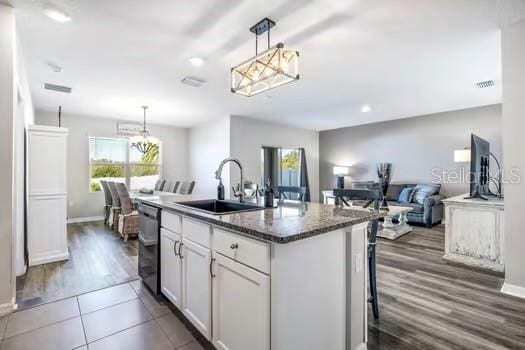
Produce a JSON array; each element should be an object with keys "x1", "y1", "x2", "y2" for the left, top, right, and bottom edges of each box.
[
  {"x1": 443, "y1": 194, "x2": 505, "y2": 272},
  {"x1": 28, "y1": 195, "x2": 67, "y2": 265},
  {"x1": 181, "y1": 237, "x2": 212, "y2": 339},
  {"x1": 212, "y1": 252, "x2": 270, "y2": 350},
  {"x1": 160, "y1": 229, "x2": 182, "y2": 307},
  {"x1": 27, "y1": 125, "x2": 68, "y2": 266}
]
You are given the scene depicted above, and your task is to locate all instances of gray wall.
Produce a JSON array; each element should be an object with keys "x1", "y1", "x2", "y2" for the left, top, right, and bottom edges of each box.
[
  {"x1": 188, "y1": 116, "x2": 231, "y2": 199},
  {"x1": 502, "y1": 20, "x2": 525, "y2": 294},
  {"x1": 229, "y1": 116, "x2": 320, "y2": 202},
  {"x1": 319, "y1": 105, "x2": 502, "y2": 198},
  {"x1": 35, "y1": 111, "x2": 189, "y2": 219}
]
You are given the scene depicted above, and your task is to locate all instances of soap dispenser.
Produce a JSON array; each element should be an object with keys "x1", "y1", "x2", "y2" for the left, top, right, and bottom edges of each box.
[
  {"x1": 217, "y1": 179, "x2": 225, "y2": 200},
  {"x1": 263, "y1": 178, "x2": 274, "y2": 208}
]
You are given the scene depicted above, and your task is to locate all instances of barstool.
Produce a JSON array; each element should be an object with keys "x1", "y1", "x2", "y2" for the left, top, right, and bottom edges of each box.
[{"x1": 333, "y1": 188, "x2": 381, "y2": 319}]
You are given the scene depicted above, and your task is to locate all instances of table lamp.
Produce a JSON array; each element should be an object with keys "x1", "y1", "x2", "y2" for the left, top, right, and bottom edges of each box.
[
  {"x1": 454, "y1": 149, "x2": 471, "y2": 163},
  {"x1": 333, "y1": 166, "x2": 350, "y2": 189}
]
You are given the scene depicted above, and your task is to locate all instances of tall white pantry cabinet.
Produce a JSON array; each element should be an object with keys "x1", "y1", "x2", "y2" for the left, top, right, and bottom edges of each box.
[{"x1": 27, "y1": 125, "x2": 69, "y2": 266}]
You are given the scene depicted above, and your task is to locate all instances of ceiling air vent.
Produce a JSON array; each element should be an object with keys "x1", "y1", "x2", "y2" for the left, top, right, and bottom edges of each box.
[
  {"x1": 43, "y1": 83, "x2": 72, "y2": 93},
  {"x1": 181, "y1": 76, "x2": 206, "y2": 87},
  {"x1": 476, "y1": 80, "x2": 495, "y2": 89}
]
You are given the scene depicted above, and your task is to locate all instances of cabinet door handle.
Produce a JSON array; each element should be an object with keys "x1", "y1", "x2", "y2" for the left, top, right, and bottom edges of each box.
[
  {"x1": 173, "y1": 241, "x2": 179, "y2": 256},
  {"x1": 178, "y1": 242, "x2": 184, "y2": 259},
  {"x1": 210, "y1": 258, "x2": 216, "y2": 278},
  {"x1": 230, "y1": 243, "x2": 239, "y2": 250}
]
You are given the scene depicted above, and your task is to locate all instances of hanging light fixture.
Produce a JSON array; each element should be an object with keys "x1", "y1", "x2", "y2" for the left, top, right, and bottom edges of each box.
[
  {"x1": 130, "y1": 106, "x2": 159, "y2": 155},
  {"x1": 231, "y1": 18, "x2": 299, "y2": 97}
]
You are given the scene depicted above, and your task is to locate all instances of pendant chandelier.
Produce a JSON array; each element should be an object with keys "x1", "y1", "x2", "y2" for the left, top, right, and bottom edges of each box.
[
  {"x1": 130, "y1": 106, "x2": 159, "y2": 155},
  {"x1": 231, "y1": 18, "x2": 299, "y2": 97}
]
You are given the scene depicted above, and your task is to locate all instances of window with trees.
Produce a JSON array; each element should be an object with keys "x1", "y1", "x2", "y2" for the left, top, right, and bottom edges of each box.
[
  {"x1": 89, "y1": 137, "x2": 161, "y2": 192},
  {"x1": 260, "y1": 147, "x2": 302, "y2": 188}
]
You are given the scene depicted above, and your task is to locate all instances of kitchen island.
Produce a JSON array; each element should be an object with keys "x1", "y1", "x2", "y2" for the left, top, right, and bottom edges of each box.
[{"x1": 136, "y1": 193, "x2": 382, "y2": 350}]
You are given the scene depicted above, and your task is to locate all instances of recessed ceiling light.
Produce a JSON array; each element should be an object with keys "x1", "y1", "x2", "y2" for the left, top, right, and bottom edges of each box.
[
  {"x1": 44, "y1": 6, "x2": 71, "y2": 23},
  {"x1": 361, "y1": 104, "x2": 371, "y2": 113},
  {"x1": 188, "y1": 57, "x2": 205, "y2": 67}
]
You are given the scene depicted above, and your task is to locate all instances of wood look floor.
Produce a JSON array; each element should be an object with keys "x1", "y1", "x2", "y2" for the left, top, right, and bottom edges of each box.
[
  {"x1": 368, "y1": 225, "x2": 525, "y2": 350},
  {"x1": 15, "y1": 221, "x2": 525, "y2": 349},
  {"x1": 16, "y1": 221, "x2": 138, "y2": 310}
]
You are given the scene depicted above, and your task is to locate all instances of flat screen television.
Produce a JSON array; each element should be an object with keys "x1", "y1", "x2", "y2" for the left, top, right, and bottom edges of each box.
[{"x1": 467, "y1": 134, "x2": 490, "y2": 200}]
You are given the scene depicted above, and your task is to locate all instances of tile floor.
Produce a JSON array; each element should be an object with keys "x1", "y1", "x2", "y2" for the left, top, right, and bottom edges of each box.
[{"x1": 0, "y1": 280, "x2": 203, "y2": 350}]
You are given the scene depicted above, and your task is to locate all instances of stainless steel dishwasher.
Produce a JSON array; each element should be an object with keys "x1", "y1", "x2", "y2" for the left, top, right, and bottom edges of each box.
[{"x1": 138, "y1": 203, "x2": 161, "y2": 295}]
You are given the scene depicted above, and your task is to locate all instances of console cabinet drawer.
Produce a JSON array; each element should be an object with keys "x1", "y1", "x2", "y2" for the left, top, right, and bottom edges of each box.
[
  {"x1": 213, "y1": 228, "x2": 270, "y2": 274},
  {"x1": 183, "y1": 217, "x2": 211, "y2": 248},
  {"x1": 161, "y1": 211, "x2": 182, "y2": 234}
]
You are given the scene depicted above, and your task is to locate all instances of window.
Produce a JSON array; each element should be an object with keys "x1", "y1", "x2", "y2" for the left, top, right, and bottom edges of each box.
[
  {"x1": 261, "y1": 146, "x2": 302, "y2": 187},
  {"x1": 89, "y1": 137, "x2": 161, "y2": 192},
  {"x1": 280, "y1": 148, "x2": 301, "y2": 187}
]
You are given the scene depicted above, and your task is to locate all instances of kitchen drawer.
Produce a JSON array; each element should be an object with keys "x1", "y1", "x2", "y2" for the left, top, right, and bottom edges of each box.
[
  {"x1": 160, "y1": 227, "x2": 179, "y2": 242},
  {"x1": 161, "y1": 211, "x2": 182, "y2": 234},
  {"x1": 182, "y1": 217, "x2": 211, "y2": 248},
  {"x1": 213, "y1": 228, "x2": 270, "y2": 274}
]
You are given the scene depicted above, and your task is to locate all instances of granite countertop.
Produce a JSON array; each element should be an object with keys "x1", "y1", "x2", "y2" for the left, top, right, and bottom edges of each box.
[{"x1": 134, "y1": 192, "x2": 384, "y2": 244}]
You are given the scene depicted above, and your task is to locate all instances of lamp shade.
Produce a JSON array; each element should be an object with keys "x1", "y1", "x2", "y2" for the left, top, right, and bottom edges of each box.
[
  {"x1": 333, "y1": 166, "x2": 350, "y2": 176},
  {"x1": 454, "y1": 149, "x2": 471, "y2": 163}
]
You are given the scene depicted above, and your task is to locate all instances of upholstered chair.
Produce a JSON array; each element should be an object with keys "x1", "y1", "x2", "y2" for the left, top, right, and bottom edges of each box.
[
  {"x1": 99, "y1": 180, "x2": 112, "y2": 226},
  {"x1": 165, "y1": 181, "x2": 180, "y2": 193},
  {"x1": 107, "y1": 182, "x2": 121, "y2": 230},
  {"x1": 156, "y1": 179, "x2": 166, "y2": 191},
  {"x1": 115, "y1": 182, "x2": 139, "y2": 242},
  {"x1": 178, "y1": 181, "x2": 195, "y2": 194},
  {"x1": 163, "y1": 181, "x2": 173, "y2": 193}
]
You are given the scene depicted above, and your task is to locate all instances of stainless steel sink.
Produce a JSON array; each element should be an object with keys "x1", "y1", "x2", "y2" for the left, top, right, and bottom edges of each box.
[{"x1": 174, "y1": 199, "x2": 265, "y2": 215}]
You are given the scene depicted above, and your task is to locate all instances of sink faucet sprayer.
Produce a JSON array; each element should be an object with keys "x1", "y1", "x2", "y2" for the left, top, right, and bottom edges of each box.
[{"x1": 215, "y1": 158, "x2": 244, "y2": 203}]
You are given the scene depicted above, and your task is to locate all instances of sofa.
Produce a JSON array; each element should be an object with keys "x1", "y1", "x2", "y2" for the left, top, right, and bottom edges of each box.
[{"x1": 384, "y1": 183, "x2": 445, "y2": 228}]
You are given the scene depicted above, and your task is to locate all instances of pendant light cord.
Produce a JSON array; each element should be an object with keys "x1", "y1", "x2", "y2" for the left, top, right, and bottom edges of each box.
[
  {"x1": 268, "y1": 27, "x2": 270, "y2": 50},
  {"x1": 142, "y1": 106, "x2": 148, "y2": 133}
]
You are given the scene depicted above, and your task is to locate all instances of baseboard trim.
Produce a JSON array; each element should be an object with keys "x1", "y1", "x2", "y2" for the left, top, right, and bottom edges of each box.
[
  {"x1": 0, "y1": 300, "x2": 17, "y2": 317},
  {"x1": 29, "y1": 252, "x2": 69, "y2": 266},
  {"x1": 355, "y1": 342, "x2": 367, "y2": 350},
  {"x1": 67, "y1": 216, "x2": 104, "y2": 224},
  {"x1": 501, "y1": 282, "x2": 525, "y2": 299}
]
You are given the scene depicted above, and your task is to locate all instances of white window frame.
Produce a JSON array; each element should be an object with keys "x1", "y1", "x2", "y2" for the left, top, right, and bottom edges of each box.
[{"x1": 88, "y1": 136, "x2": 163, "y2": 192}]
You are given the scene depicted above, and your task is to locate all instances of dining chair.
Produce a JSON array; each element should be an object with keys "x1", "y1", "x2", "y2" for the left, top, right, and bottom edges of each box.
[
  {"x1": 115, "y1": 182, "x2": 139, "y2": 242},
  {"x1": 178, "y1": 181, "x2": 195, "y2": 194},
  {"x1": 155, "y1": 179, "x2": 166, "y2": 191},
  {"x1": 163, "y1": 181, "x2": 173, "y2": 193},
  {"x1": 107, "y1": 182, "x2": 122, "y2": 231},
  {"x1": 163, "y1": 181, "x2": 180, "y2": 193},
  {"x1": 99, "y1": 180, "x2": 112, "y2": 226},
  {"x1": 277, "y1": 186, "x2": 307, "y2": 202},
  {"x1": 244, "y1": 183, "x2": 259, "y2": 198},
  {"x1": 333, "y1": 188, "x2": 381, "y2": 320}
]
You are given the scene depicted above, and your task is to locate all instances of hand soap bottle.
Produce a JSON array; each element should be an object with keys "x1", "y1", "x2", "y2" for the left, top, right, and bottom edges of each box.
[
  {"x1": 264, "y1": 178, "x2": 273, "y2": 208},
  {"x1": 217, "y1": 179, "x2": 225, "y2": 200}
]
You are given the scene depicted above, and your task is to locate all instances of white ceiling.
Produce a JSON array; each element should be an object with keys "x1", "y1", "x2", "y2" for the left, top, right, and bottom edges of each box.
[{"x1": 11, "y1": 0, "x2": 525, "y2": 131}]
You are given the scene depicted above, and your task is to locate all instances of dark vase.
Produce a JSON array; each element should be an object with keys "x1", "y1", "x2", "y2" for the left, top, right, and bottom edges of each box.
[{"x1": 377, "y1": 163, "x2": 392, "y2": 210}]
